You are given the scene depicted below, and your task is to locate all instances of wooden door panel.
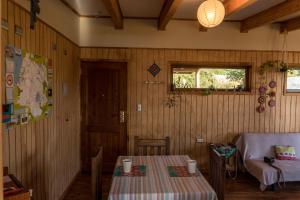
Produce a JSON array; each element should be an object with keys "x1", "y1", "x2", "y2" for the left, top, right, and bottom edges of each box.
[{"x1": 81, "y1": 61, "x2": 127, "y2": 173}]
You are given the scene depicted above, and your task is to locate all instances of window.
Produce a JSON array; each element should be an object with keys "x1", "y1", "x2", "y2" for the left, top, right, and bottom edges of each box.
[
  {"x1": 286, "y1": 68, "x2": 300, "y2": 93},
  {"x1": 170, "y1": 63, "x2": 251, "y2": 93}
]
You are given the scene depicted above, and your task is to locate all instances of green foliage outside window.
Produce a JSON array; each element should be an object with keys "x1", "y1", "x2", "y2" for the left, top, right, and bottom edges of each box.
[
  {"x1": 173, "y1": 72, "x2": 196, "y2": 88},
  {"x1": 173, "y1": 68, "x2": 246, "y2": 90},
  {"x1": 288, "y1": 69, "x2": 300, "y2": 77}
]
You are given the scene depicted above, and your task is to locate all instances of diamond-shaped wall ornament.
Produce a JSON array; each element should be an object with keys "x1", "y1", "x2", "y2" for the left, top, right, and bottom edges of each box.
[{"x1": 147, "y1": 62, "x2": 161, "y2": 77}]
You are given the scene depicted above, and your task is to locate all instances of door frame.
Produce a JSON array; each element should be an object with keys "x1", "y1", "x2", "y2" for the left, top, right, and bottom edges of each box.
[{"x1": 80, "y1": 59, "x2": 128, "y2": 172}]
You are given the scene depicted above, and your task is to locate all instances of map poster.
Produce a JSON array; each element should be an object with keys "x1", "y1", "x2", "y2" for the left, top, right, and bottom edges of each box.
[{"x1": 4, "y1": 45, "x2": 53, "y2": 127}]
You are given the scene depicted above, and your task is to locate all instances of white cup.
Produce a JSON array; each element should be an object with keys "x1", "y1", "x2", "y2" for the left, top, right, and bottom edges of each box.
[
  {"x1": 122, "y1": 159, "x2": 132, "y2": 173},
  {"x1": 187, "y1": 160, "x2": 197, "y2": 174}
]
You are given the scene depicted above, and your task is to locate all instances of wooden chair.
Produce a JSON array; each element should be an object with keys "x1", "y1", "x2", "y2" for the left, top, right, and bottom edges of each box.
[
  {"x1": 134, "y1": 136, "x2": 170, "y2": 156},
  {"x1": 209, "y1": 144, "x2": 226, "y2": 200},
  {"x1": 91, "y1": 146, "x2": 103, "y2": 200}
]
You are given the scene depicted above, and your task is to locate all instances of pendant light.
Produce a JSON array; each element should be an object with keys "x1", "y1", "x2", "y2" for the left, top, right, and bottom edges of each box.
[{"x1": 197, "y1": 0, "x2": 225, "y2": 28}]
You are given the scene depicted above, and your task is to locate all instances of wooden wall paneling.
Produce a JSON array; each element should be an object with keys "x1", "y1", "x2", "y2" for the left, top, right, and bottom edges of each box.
[
  {"x1": 211, "y1": 93, "x2": 218, "y2": 144},
  {"x1": 19, "y1": 7, "x2": 27, "y2": 188},
  {"x1": 80, "y1": 48, "x2": 300, "y2": 170},
  {"x1": 148, "y1": 49, "x2": 154, "y2": 139},
  {"x1": 57, "y1": 34, "x2": 67, "y2": 199},
  {"x1": 157, "y1": 49, "x2": 165, "y2": 141},
  {"x1": 165, "y1": 49, "x2": 173, "y2": 155},
  {"x1": 57, "y1": 34, "x2": 64, "y2": 199},
  {"x1": 141, "y1": 49, "x2": 148, "y2": 140},
  {"x1": 2, "y1": 1, "x2": 81, "y2": 200},
  {"x1": 2, "y1": 0, "x2": 6, "y2": 18},
  {"x1": 129, "y1": 48, "x2": 136, "y2": 155},
  {"x1": 135, "y1": 49, "x2": 142, "y2": 155},
  {"x1": 152, "y1": 49, "x2": 159, "y2": 140},
  {"x1": 165, "y1": 49, "x2": 171, "y2": 154}
]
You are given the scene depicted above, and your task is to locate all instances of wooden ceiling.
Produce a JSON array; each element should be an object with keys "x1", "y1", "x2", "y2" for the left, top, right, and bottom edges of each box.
[{"x1": 61, "y1": 0, "x2": 300, "y2": 32}]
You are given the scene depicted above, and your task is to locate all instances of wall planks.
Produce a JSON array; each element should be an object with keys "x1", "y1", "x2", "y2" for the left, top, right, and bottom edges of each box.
[
  {"x1": 2, "y1": 1, "x2": 300, "y2": 199},
  {"x1": 1, "y1": 1, "x2": 81, "y2": 200},
  {"x1": 81, "y1": 47, "x2": 300, "y2": 170}
]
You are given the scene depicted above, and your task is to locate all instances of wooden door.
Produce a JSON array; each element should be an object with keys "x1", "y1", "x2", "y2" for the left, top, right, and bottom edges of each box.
[{"x1": 81, "y1": 61, "x2": 127, "y2": 173}]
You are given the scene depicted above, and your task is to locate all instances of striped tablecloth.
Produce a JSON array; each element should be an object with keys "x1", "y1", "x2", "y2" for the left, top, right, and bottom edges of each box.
[{"x1": 108, "y1": 155, "x2": 217, "y2": 200}]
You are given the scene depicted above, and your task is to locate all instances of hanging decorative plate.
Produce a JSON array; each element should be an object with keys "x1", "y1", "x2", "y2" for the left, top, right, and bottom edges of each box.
[
  {"x1": 269, "y1": 80, "x2": 277, "y2": 88},
  {"x1": 258, "y1": 85, "x2": 267, "y2": 94},
  {"x1": 269, "y1": 91, "x2": 276, "y2": 97},
  {"x1": 256, "y1": 105, "x2": 265, "y2": 113},
  {"x1": 258, "y1": 96, "x2": 266, "y2": 104},
  {"x1": 147, "y1": 63, "x2": 161, "y2": 77},
  {"x1": 268, "y1": 99, "x2": 276, "y2": 107}
]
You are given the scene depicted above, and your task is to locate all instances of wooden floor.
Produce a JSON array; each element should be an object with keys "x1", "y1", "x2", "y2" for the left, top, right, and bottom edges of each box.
[{"x1": 63, "y1": 172, "x2": 300, "y2": 200}]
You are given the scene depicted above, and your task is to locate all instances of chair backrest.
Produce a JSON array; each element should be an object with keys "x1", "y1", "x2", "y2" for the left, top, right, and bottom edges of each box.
[
  {"x1": 91, "y1": 146, "x2": 103, "y2": 200},
  {"x1": 209, "y1": 144, "x2": 226, "y2": 200},
  {"x1": 134, "y1": 136, "x2": 170, "y2": 156}
]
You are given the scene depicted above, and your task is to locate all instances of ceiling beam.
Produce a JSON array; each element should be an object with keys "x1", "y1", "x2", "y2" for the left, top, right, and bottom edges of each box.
[
  {"x1": 240, "y1": 0, "x2": 300, "y2": 33},
  {"x1": 280, "y1": 16, "x2": 300, "y2": 33},
  {"x1": 223, "y1": 0, "x2": 257, "y2": 17},
  {"x1": 158, "y1": 0, "x2": 183, "y2": 30},
  {"x1": 102, "y1": 0, "x2": 123, "y2": 29}
]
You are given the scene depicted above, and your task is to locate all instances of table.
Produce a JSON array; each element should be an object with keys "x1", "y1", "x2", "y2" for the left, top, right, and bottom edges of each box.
[{"x1": 108, "y1": 155, "x2": 217, "y2": 200}]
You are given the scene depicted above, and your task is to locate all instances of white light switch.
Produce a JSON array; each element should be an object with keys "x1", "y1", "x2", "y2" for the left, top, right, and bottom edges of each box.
[{"x1": 137, "y1": 104, "x2": 142, "y2": 112}]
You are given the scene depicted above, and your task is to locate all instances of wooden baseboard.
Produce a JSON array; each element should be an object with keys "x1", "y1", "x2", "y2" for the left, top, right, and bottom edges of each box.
[{"x1": 58, "y1": 171, "x2": 81, "y2": 200}]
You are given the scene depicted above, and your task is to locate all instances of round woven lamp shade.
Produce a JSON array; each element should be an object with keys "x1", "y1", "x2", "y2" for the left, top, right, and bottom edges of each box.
[{"x1": 197, "y1": 0, "x2": 225, "y2": 28}]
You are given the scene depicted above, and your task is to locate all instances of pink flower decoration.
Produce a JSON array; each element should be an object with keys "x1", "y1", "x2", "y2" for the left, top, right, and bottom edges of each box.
[
  {"x1": 269, "y1": 80, "x2": 277, "y2": 88},
  {"x1": 258, "y1": 85, "x2": 267, "y2": 94},
  {"x1": 256, "y1": 105, "x2": 265, "y2": 113},
  {"x1": 268, "y1": 99, "x2": 276, "y2": 107}
]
